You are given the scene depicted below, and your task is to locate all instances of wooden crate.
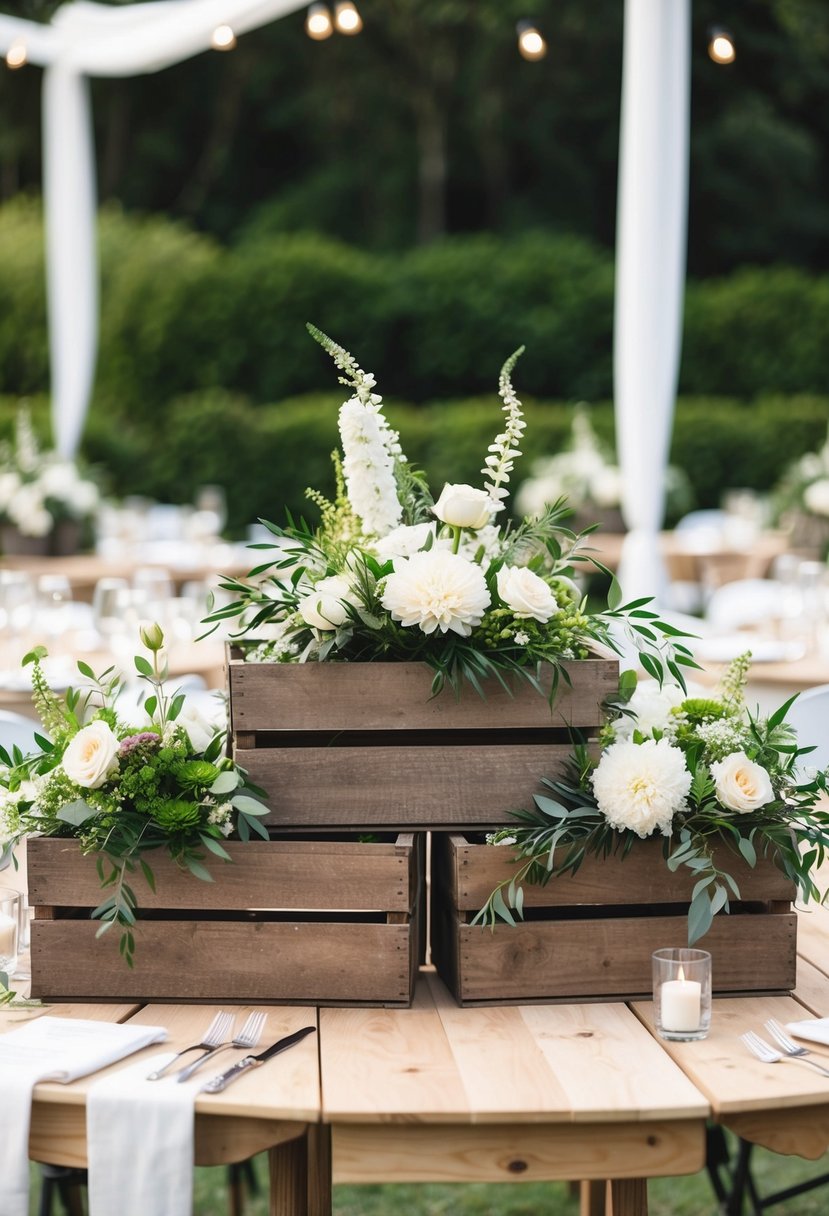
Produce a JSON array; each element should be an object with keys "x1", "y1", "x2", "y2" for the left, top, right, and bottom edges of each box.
[
  {"x1": 228, "y1": 650, "x2": 619, "y2": 830},
  {"x1": 431, "y1": 833, "x2": 797, "y2": 1005},
  {"x1": 28, "y1": 833, "x2": 424, "y2": 1005}
]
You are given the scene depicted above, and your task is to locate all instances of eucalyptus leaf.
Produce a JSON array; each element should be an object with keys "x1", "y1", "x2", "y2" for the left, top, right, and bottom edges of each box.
[
  {"x1": 56, "y1": 799, "x2": 98, "y2": 827},
  {"x1": 211, "y1": 771, "x2": 240, "y2": 795}
]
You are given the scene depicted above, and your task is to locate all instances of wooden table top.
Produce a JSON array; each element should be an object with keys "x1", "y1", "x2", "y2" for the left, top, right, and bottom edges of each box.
[{"x1": 6, "y1": 897, "x2": 829, "y2": 1207}]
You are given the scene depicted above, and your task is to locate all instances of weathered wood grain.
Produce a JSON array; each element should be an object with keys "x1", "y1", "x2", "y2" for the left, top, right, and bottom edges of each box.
[
  {"x1": 240, "y1": 743, "x2": 577, "y2": 828},
  {"x1": 228, "y1": 654, "x2": 618, "y2": 733},
  {"x1": 30, "y1": 920, "x2": 415, "y2": 1004},
  {"x1": 28, "y1": 836, "x2": 419, "y2": 913},
  {"x1": 437, "y1": 833, "x2": 796, "y2": 909},
  {"x1": 27, "y1": 834, "x2": 424, "y2": 1005}
]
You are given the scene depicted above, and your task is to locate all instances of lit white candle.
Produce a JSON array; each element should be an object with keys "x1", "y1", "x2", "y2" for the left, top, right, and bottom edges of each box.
[
  {"x1": 0, "y1": 911, "x2": 16, "y2": 961},
  {"x1": 660, "y1": 965, "x2": 701, "y2": 1032}
]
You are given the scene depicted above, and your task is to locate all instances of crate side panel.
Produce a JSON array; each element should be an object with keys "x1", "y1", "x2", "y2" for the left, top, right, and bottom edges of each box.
[
  {"x1": 434, "y1": 835, "x2": 796, "y2": 911},
  {"x1": 240, "y1": 745, "x2": 576, "y2": 828},
  {"x1": 30, "y1": 920, "x2": 414, "y2": 1004},
  {"x1": 27, "y1": 837, "x2": 418, "y2": 913},
  {"x1": 228, "y1": 656, "x2": 618, "y2": 733},
  {"x1": 449, "y1": 913, "x2": 797, "y2": 1003}
]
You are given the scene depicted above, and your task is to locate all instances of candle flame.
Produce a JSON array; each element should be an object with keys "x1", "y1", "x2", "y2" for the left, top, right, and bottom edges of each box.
[{"x1": 678, "y1": 965, "x2": 686, "y2": 982}]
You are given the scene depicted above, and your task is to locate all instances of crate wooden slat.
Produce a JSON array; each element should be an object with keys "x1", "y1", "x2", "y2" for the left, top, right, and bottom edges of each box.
[
  {"x1": 28, "y1": 833, "x2": 424, "y2": 1006},
  {"x1": 228, "y1": 651, "x2": 619, "y2": 830},
  {"x1": 431, "y1": 834, "x2": 798, "y2": 1005}
]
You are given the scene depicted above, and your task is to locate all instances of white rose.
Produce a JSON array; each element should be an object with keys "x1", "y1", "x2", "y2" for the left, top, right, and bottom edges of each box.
[
  {"x1": 297, "y1": 575, "x2": 355, "y2": 631},
  {"x1": 178, "y1": 700, "x2": 223, "y2": 753},
  {"x1": 496, "y1": 565, "x2": 558, "y2": 623},
  {"x1": 710, "y1": 751, "x2": 774, "y2": 814},
  {"x1": 433, "y1": 483, "x2": 492, "y2": 530},
  {"x1": 62, "y1": 721, "x2": 120, "y2": 789}
]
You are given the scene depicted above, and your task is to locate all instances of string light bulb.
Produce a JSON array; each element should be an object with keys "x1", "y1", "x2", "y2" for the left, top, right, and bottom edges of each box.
[
  {"x1": 211, "y1": 24, "x2": 236, "y2": 50},
  {"x1": 305, "y1": 3, "x2": 334, "y2": 40},
  {"x1": 5, "y1": 41, "x2": 27, "y2": 69},
  {"x1": 334, "y1": 1, "x2": 362, "y2": 35},
  {"x1": 516, "y1": 20, "x2": 547, "y2": 62},
  {"x1": 708, "y1": 26, "x2": 735, "y2": 65}
]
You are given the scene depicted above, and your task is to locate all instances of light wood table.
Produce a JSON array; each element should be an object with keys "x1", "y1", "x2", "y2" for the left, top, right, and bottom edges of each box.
[
  {"x1": 0, "y1": 1000, "x2": 320, "y2": 1216},
  {"x1": 587, "y1": 531, "x2": 790, "y2": 585},
  {"x1": 11, "y1": 904, "x2": 829, "y2": 1216}
]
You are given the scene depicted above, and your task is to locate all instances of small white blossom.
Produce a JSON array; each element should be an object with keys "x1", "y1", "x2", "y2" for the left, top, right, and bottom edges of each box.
[{"x1": 514, "y1": 630, "x2": 530, "y2": 645}]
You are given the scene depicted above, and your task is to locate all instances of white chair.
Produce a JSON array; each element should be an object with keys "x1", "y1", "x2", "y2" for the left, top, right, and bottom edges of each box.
[
  {"x1": 674, "y1": 508, "x2": 729, "y2": 535},
  {"x1": 785, "y1": 684, "x2": 829, "y2": 774},
  {"x1": 705, "y1": 579, "x2": 783, "y2": 633},
  {"x1": 0, "y1": 709, "x2": 41, "y2": 757}
]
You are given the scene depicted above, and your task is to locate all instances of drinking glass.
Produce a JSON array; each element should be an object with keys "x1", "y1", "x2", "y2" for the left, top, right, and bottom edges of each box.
[{"x1": 0, "y1": 888, "x2": 20, "y2": 980}]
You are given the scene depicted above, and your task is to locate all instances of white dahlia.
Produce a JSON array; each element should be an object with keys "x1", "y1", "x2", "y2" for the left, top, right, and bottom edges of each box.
[
  {"x1": 380, "y1": 549, "x2": 490, "y2": 637},
  {"x1": 591, "y1": 738, "x2": 691, "y2": 838}
]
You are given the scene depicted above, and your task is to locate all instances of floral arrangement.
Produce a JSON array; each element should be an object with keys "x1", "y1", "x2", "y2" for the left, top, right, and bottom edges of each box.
[
  {"x1": 0, "y1": 625, "x2": 268, "y2": 965},
  {"x1": 514, "y1": 405, "x2": 693, "y2": 529},
  {"x1": 772, "y1": 425, "x2": 829, "y2": 552},
  {"x1": 514, "y1": 405, "x2": 623, "y2": 520},
  {"x1": 0, "y1": 406, "x2": 100, "y2": 540},
  {"x1": 207, "y1": 326, "x2": 693, "y2": 698},
  {"x1": 479, "y1": 655, "x2": 829, "y2": 943}
]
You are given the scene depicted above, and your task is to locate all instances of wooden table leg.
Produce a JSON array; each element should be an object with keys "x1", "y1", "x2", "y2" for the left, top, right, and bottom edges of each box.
[
  {"x1": 580, "y1": 1179, "x2": 605, "y2": 1216},
  {"x1": 307, "y1": 1125, "x2": 333, "y2": 1216},
  {"x1": 607, "y1": 1178, "x2": 648, "y2": 1215},
  {"x1": 269, "y1": 1132, "x2": 308, "y2": 1216}
]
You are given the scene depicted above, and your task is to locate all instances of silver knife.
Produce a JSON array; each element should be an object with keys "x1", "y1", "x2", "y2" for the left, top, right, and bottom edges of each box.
[{"x1": 201, "y1": 1025, "x2": 316, "y2": 1093}]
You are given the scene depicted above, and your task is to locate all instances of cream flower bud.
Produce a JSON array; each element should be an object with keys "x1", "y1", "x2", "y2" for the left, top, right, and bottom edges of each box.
[
  {"x1": 140, "y1": 622, "x2": 165, "y2": 652},
  {"x1": 433, "y1": 483, "x2": 492, "y2": 531}
]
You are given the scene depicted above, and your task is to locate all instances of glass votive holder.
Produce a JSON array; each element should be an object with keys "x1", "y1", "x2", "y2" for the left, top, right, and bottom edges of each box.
[
  {"x1": 652, "y1": 947, "x2": 712, "y2": 1041},
  {"x1": 0, "y1": 887, "x2": 20, "y2": 980}
]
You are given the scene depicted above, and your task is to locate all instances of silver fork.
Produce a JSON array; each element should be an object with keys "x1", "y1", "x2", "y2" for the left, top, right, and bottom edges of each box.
[
  {"x1": 175, "y1": 1011, "x2": 267, "y2": 1083},
  {"x1": 146, "y1": 1011, "x2": 234, "y2": 1081},
  {"x1": 742, "y1": 1030, "x2": 829, "y2": 1078},
  {"x1": 765, "y1": 1018, "x2": 829, "y2": 1073}
]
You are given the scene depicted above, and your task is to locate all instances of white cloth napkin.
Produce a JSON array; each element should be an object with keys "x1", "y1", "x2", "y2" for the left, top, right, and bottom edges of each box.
[
  {"x1": 87, "y1": 1050, "x2": 203, "y2": 1216},
  {"x1": 785, "y1": 1017, "x2": 829, "y2": 1046},
  {"x1": 0, "y1": 1016, "x2": 167, "y2": 1216}
]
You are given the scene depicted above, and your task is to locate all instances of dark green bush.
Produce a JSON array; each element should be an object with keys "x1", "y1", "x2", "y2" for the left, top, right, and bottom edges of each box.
[
  {"x1": 3, "y1": 201, "x2": 829, "y2": 411},
  {"x1": 73, "y1": 391, "x2": 829, "y2": 538}
]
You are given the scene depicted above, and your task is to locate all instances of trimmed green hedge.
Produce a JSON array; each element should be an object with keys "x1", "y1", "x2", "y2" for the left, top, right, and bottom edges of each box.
[
  {"x1": 2, "y1": 389, "x2": 826, "y2": 536},
  {"x1": 2, "y1": 201, "x2": 829, "y2": 414}
]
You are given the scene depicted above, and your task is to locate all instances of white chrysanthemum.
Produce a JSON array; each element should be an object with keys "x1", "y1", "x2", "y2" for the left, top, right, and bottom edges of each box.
[
  {"x1": 381, "y1": 549, "x2": 490, "y2": 637},
  {"x1": 591, "y1": 738, "x2": 691, "y2": 838},
  {"x1": 614, "y1": 682, "x2": 687, "y2": 741},
  {"x1": 338, "y1": 396, "x2": 403, "y2": 538}
]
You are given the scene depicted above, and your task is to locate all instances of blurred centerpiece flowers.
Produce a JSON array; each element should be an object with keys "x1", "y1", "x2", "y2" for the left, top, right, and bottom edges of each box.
[{"x1": 0, "y1": 406, "x2": 100, "y2": 555}]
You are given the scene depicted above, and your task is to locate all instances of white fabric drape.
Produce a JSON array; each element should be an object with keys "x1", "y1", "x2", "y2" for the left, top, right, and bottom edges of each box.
[
  {"x1": 0, "y1": 0, "x2": 307, "y2": 457},
  {"x1": 43, "y1": 64, "x2": 98, "y2": 459},
  {"x1": 614, "y1": 0, "x2": 690, "y2": 603}
]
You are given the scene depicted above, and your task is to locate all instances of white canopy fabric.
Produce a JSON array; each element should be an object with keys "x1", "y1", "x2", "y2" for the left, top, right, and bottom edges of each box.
[
  {"x1": 0, "y1": 0, "x2": 307, "y2": 457},
  {"x1": 614, "y1": 0, "x2": 690, "y2": 604},
  {"x1": 0, "y1": 0, "x2": 691, "y2": 509}
]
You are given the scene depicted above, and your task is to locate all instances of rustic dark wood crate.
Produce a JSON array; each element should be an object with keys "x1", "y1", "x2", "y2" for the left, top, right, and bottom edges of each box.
[
  {"x1": 228, "y1": 649, "x2": 619, "y2": 830},
  {"x1": 430, "y1": 833, "x2": 797, "y2": 1005},
  {"x1": 28, "y1": 832, "x2": 424, "y2": 1006}
]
